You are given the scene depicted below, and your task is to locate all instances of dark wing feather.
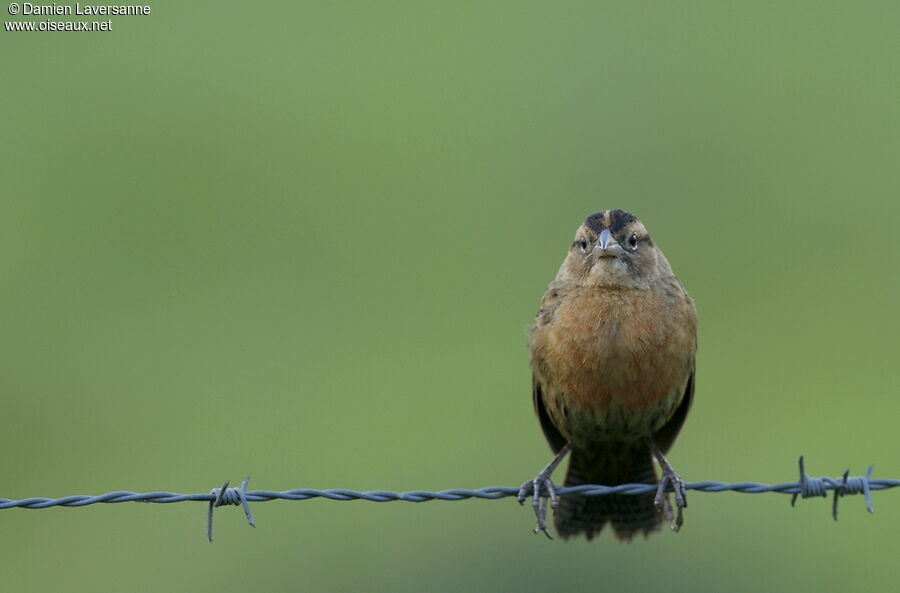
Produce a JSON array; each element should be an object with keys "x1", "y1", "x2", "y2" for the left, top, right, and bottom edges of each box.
[
  {"x1": 652, "y1": 362, "x2": 695, "y2": 454},
  {"x1": 533, "y1": 375, "x2": 567, "y2": 453}
]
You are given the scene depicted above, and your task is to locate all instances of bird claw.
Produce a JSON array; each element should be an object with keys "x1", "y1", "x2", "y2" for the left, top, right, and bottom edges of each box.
[
  {"x1": 518, "y1": 442, "x2": 572, "y2": 538},
  {"x1": 655, "y1": 465, "x2": 687, "y2": 531},
  {"x1": 517, "y1": 473, "x2": 559, "y2": 539}
]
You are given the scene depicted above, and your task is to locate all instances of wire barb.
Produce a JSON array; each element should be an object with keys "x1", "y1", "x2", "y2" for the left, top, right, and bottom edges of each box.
[
  {"x1": 789, "y1": 456, "x2": 875, "y2": 520},
  {"x1": 207, "y1": 477, "x2": 256, "y2": 542}
]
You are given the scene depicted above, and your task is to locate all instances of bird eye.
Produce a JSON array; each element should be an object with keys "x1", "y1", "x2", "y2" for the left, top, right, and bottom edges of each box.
[
  {"x1": 579, "y1": 239, "x2": 589, "y2": 253},
  {"x1": 628, "y1": 233, "x2": 638, "y2": 249}
]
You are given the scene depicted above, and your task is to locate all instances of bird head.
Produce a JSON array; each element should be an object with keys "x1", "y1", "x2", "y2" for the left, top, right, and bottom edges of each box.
[{"x1": 560, "y1": 209, "x2": 671, "y2": 289}]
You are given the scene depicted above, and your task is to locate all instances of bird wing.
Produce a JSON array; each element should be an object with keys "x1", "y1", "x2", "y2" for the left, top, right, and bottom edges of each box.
[
  {"x1": 651, "y1": 361, "x2": 695, "y2": 454},
  {"x1": 533, "y1": 374, "x2": 567, "y2": 453}
]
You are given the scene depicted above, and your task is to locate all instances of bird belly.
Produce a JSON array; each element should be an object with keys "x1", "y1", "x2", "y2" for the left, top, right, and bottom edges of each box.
[
  {"x1": 531, "y1": 289, "x2": 694, "y2": 444},
  {"x1": 543, "y1": 376, "x2": 685, "y2": 444}
]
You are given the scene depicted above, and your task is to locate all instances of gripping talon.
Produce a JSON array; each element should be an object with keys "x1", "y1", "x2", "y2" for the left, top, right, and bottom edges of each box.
[
  {"x1": 518, "y1": 473, "x2": 557, "y2": 538},
  {"x1": 656, "y1": 469, "x2": 686, "y2": 530},
  {"x1": 518, "y1": 442, "x2": 572, "y2": 538},
  {"x1": 536, "y1": 494, "x2": 552, "y2": 538},
  {"x1": 649, "y1": 437, "x2": 687, "y2": 532}
]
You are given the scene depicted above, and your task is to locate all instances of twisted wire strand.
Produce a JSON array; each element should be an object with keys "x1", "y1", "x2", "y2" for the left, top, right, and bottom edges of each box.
[
  {"x1": 2, "y1": 457, "x2": 897, "y2": 540},
  {"x1": 5, "y1": 479, "x2": 899, "y2": 509}
]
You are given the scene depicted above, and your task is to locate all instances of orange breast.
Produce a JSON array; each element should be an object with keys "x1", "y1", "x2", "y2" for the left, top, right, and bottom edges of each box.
[{"x1": 530, "y1": 285, "x2": 696, "y2": 441}]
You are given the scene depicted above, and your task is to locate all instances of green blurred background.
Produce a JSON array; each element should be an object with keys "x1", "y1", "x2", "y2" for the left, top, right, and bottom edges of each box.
[{"x1": 2, "y1": 2, "x2": 898, "y2": 591}]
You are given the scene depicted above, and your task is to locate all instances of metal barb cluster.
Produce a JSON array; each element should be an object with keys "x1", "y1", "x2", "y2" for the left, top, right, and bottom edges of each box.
[
  {"x1": 1, "y1": 457, "x2": 897, "y2": 541},
  {"x1": 789, "y1": 456, "x2": 875, "y2": 520},
  {"x1": 207, "y1": 477, "x2": 256, "y2": 542}
]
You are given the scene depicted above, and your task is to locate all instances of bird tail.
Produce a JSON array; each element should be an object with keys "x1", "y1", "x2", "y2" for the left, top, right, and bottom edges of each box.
[{"x1": 554, "y1": 444, "x2": 662, "y2": 541}]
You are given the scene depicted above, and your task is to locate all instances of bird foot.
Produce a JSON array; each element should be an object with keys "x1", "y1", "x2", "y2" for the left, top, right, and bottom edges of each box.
[
  {"x1": 518, "y1": 443, "x2": 572, "y2": 538},
  {"x1": 655, "y1": 464, "x2": 687, "y2": 531},
  {"x1": 517, "y1": 472, "x2": 559, "y2": 539},
  {"x1": 648, "y1": 437, "x2": 687, "y2": 532}
]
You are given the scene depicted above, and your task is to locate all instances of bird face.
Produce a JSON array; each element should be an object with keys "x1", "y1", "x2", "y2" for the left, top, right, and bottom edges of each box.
[{"x1": 561, "y1": 209, "x2": 663, "y2": 289}]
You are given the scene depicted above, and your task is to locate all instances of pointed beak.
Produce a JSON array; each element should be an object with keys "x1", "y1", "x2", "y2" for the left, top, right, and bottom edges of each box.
[
  {"x1": 595, "y1": 229, "x2": 624, "y2": 257},
  {"x1": 598, "y1": 229, "x2": 614, "y2": 250}
]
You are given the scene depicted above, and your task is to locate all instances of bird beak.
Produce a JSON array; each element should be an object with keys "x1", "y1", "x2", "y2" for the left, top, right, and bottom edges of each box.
[{"x1": 596, "y1": 229, "x2": 624, "y2": 257}]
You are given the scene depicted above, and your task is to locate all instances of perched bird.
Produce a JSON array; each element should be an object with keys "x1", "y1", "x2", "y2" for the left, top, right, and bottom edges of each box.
[{"x1": 519, "y1": 209, "x2": 697, "y2": 540}]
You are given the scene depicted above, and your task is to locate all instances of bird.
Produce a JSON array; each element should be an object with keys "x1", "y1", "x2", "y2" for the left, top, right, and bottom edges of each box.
[{"x1": 518, "y1": 209, "x2": 697, "y2": 541}]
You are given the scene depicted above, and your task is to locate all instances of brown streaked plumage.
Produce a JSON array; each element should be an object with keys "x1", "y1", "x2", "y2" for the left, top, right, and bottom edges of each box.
[{"x1": 518, "y1": 209, "x2": 697, "y2": 540}]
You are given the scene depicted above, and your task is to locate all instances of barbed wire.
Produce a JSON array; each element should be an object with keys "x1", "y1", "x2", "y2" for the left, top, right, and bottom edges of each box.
[{"x1": 2, "y1": 457, "x2": 897, "y2": 540}]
